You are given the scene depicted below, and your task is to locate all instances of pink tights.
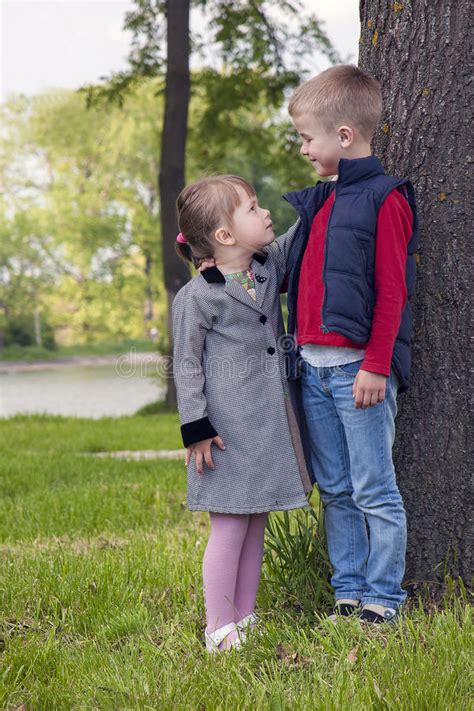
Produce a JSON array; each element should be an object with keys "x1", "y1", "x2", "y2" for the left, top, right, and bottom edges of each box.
[{"x1": 202, "y1": 512, "x2": 268, "y2": 645}]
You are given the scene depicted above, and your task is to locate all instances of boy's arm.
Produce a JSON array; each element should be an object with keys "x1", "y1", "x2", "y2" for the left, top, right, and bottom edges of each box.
[
  {"x1": 264, "y1": 219, "x2": 301, "y2": 285},
  {"x1": 172, "y1": 287, "x2": 219, "y2": 447},
  {"x1": 360, "y1": 188, "x2": 413, "y2": 377}
]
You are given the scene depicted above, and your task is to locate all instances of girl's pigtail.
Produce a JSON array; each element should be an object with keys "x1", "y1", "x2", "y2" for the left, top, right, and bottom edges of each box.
[
  {"x1": 175, "y1": 241, "x2": 203, "y2": 269},
  {"x1": 175, "y1": 240, "x2": 194, "y2": 264}
]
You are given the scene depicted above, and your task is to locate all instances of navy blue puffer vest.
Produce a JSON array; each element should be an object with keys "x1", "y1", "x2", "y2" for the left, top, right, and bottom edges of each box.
[{"x1": 282, "y1": 156, "x2": 418, "y2": 392}]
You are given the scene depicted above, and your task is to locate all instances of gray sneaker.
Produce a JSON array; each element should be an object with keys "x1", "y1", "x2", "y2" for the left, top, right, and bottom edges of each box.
[
  {"x1": 328, "y1": 602, "x2": 360, "y2": 623},
  {"x1": 359, "y1": 607, "x2": 398, "y2": 624}
]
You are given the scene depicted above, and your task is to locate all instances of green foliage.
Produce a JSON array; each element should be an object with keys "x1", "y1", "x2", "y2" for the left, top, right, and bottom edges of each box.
[
  {"x1": 187, "y1": 86, "x2": 316, "y2": 230},
  {"x1": 4, "y1": 314, "x2": 55, "y2": 349},
  {"x1": 189, "y1": 0, "x2": 341, "y2": 140},
  {"x1": 81, "y1": 1, "x2": 166, "y2": 109},
  {"x1": 85, "y1": 1, "x2": 340, "y2": 109},
  {"x1": 0, "y1": 87, "x2": 166, "y2": 346},
  {"x1": 0, "y1": 338, "x2": 156, "y2": 361}
]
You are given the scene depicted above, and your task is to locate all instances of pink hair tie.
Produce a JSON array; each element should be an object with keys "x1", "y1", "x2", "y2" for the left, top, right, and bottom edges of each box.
[{"x1": 176, "y1": 232, "x2": 187, "y2": 244}]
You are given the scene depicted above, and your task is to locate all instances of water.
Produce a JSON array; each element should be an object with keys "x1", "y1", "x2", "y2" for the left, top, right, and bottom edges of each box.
[{"x1": 0, "y1": 361, "x2": 166, "y2": 418}]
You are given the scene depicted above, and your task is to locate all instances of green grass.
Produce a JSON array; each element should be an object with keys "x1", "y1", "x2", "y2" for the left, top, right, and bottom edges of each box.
[
  {"x1": 0, "y1": 413, "x2": 181, "y2": 455},
  {"x1": 0, "y1": 414, "x2": 472, "y2": 709},
  {"x1": 0, "y1": 338, "x2": 157, "y2": 362}
]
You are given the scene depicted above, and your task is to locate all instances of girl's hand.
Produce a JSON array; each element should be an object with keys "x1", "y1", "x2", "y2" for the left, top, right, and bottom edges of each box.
[
  {"x1": 353, "y1": 369, "x2": 387, "y2": 408},
  {"x1": 185, "y1": 435, "x2": 226, "y2": 474},
  {"x1": 197, "y1": 257, "x2": 216, "y2": 272}
]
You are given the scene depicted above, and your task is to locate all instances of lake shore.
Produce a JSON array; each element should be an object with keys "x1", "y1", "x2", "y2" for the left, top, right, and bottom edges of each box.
[{"x1": 0, "y1": 351, "x2": 163, "y2": 373}]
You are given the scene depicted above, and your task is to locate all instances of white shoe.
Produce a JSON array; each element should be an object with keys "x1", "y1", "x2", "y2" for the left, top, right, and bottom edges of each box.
[
  {"x1": 236, "y1": 612, "x2": 258, "y2": 641},
  {"x1": 204, "y1": 621, "x2": 241, "y2": 654}
]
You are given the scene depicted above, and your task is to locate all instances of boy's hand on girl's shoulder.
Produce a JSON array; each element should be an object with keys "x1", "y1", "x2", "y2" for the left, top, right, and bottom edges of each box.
[
  {"x1": 184, "y1": 435, "x2": 226, "y2": 474},
  {"x1": 353, "y1": 369, "x2": 387, "y2": 409},
  {"x1": 197, "y1": 258, "x2": 216, "y2": 272}
]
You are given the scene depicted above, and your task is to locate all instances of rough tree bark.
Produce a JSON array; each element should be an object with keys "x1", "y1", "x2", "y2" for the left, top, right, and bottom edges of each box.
[
  {"x1": 159, "y1": 0, "x2": 191, "y2": 409},
  {"x1": 359, "y1": 0, "x2": 472, "y2": 590}
]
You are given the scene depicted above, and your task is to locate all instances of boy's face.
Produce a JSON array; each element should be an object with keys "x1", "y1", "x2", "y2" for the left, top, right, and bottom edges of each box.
[{"x1": 292, "y1": 113, "x2": 344, "y2": 177}]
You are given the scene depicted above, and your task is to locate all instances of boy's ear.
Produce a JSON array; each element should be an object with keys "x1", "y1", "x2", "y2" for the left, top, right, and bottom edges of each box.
[
  {"x1": 214, "y1": 227, "x2": 234, "y2": 246},
  {"x1": 338, "y1": 125, "x2": 354, "y2": 148}
]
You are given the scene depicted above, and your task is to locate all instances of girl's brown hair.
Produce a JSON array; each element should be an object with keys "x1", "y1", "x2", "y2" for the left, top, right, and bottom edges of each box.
[{"x1": 175, "y1": 175, "x2": 256, "y2": 268}]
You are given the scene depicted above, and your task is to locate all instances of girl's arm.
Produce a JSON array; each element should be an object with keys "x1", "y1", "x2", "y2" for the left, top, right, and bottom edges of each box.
[{"x1": 172, "y1": 286, "x2": 218, "y2": 447}]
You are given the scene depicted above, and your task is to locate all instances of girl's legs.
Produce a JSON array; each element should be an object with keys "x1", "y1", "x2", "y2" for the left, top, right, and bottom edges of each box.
[
  {"x1": 234, "y1": 512, "x2": 268, "y2": 623},
  {"x1": 203, "y1": 513, "x2": 250, "y2": 647}
]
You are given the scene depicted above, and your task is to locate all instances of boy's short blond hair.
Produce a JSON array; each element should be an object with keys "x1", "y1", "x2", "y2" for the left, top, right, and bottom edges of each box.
[{"x1": 288, "y1": 65, "x2": 383, "y2": 141}]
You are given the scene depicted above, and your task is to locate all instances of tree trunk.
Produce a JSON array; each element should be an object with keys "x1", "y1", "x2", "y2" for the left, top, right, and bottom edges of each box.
[
  {"x1": 359, "y1": 0, "x2": 472, "y2": 590},
  {"x1": 33, "y1": 289, "x2": 42, "y2": 347},
  {"x1": 159, "y1": 0, "x2": 191, "y2": 410},
  {"x1": 33, "y1": 305, "x2": 42, "y2": 347},
  {"x1": 0, "y1": 302, "x2": 10, "y2": 352},
  {"x1": 0, "y1": 305, "x2": 6, "y2": 352},
  {"x1": 143, "y1": 249, "x2": 154, "y2": 336}
]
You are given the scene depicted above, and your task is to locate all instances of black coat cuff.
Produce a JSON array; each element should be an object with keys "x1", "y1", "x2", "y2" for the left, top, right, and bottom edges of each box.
[{"x1": 181, "y1": 417, "x2": 218, "y2": 447}]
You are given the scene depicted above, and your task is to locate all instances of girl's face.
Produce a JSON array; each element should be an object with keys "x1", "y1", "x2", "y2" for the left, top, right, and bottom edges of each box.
[{"x1": 227, "y1": 187, "x2": 274, "y2": 252}]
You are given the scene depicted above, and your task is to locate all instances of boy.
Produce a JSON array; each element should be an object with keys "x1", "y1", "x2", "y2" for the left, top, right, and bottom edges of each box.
[{"x1": 284, "y1": 65, "x2": 418, "y2": 622}]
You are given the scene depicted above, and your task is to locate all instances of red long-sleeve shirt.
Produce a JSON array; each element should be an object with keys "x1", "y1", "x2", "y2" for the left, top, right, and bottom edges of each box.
[{"x1": 295, "y1": 188, "x2": 413, "y2": 376}]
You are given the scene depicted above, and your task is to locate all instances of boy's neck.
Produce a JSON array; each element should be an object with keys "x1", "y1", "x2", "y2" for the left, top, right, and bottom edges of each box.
[{"x1": 340, "y1": 144, "x2": 373, "y2": 162}]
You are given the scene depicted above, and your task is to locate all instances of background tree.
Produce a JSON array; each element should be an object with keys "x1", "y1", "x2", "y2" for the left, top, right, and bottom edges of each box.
[
  {"x1": 159, "y1": 0, "x2": 191, "y2": 408},
  {"x1": 84, "y1": 0, "x2": 340, "y2": 407},
  {"x1": 359, "y1": 0, "x2": 472, "y2": 589}
]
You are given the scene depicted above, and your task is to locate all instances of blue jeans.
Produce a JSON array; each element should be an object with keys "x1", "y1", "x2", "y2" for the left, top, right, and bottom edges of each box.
[{"x1": 300, "y1": 357, "x2": 407, "y2": 609}]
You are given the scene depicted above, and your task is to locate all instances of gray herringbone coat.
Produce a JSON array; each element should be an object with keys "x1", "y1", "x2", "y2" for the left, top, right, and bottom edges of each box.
[{"x1": 172, "y1": 223, "x2": 313, "y2": 514}]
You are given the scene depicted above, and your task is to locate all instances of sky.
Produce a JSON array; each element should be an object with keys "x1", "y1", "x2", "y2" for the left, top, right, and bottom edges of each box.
[{"x1": 0, "y1": 0, "x2": 360, "y2": 103}]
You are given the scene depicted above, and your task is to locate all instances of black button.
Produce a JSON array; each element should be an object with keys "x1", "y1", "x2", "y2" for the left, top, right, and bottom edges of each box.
[
  {"x1": 259, "y1": 315, "x2": 267, "y2": 324},
  {"x1": 267, "y1": 347, "x2": 276, "y2": 355}
]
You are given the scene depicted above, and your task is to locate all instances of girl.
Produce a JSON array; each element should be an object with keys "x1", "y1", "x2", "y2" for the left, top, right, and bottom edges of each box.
[{"x1": 172, "y1": 175, "x2": 313, "y2": 653}]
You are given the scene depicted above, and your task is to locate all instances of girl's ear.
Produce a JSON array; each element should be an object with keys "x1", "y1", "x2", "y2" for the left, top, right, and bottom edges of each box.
[{"x1": 214, "y1": 227, "x2": 234, "y2": 246}]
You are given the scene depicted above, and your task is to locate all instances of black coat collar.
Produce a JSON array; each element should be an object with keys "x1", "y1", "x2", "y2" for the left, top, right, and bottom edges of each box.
[
  {"x1": 200, "y1": 266, "x2": 225, "y2": 284},
  {"x1": 200, "y1": 251, "x2": 268, "y2": 284}
]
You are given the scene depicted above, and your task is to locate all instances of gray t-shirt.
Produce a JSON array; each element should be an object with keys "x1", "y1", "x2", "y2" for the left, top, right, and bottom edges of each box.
[{"x1": 299, "y1": 343, "x2": 365, "y2": 367}]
